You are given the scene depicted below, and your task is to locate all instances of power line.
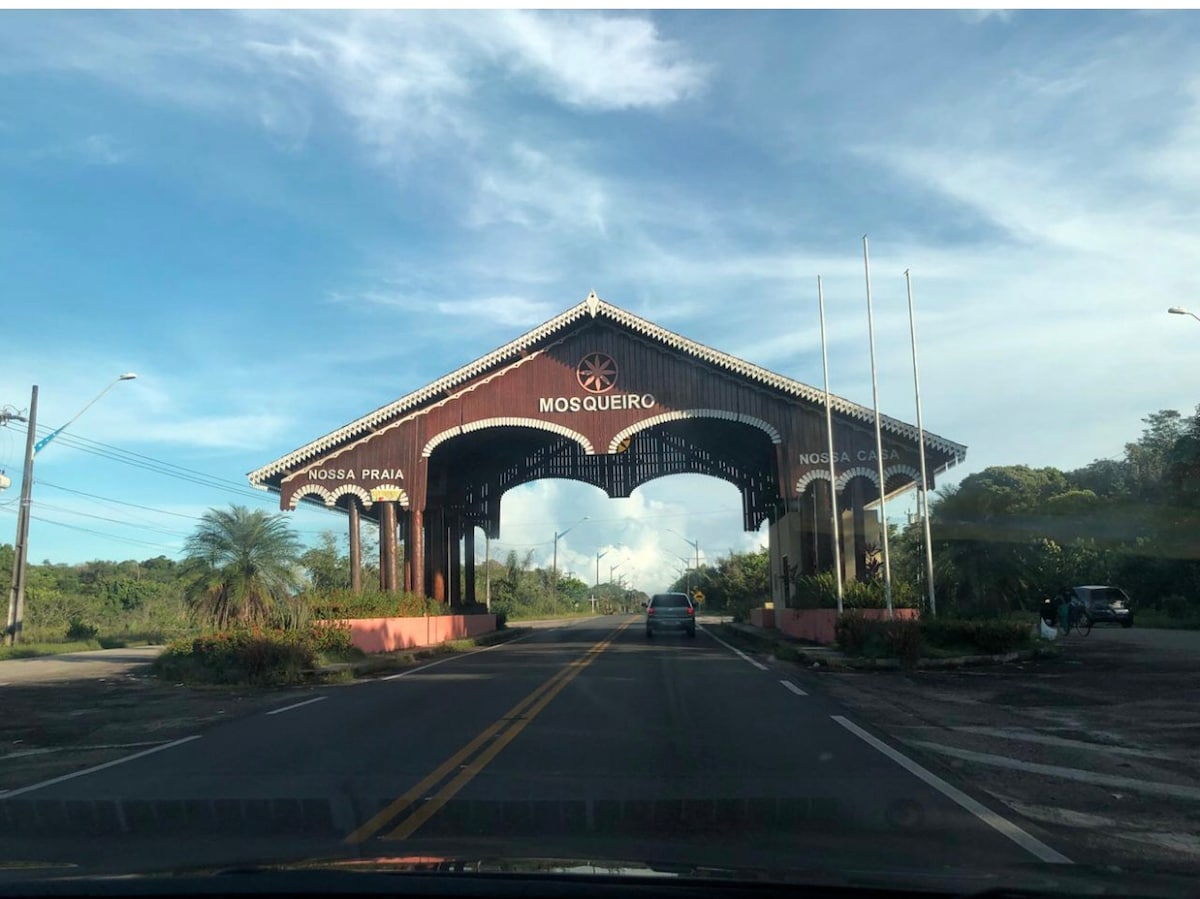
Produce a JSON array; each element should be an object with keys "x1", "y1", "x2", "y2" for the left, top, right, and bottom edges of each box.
[
  {"x1": 31, "y1": 500, "x2": 194, "y2": 539},
  {"x1": 35, "y1": 481, "x2": 337, "y2": 537},
  {"x1": 38, "y1": 481, "x2": 207, "y2": 521},
  {"x1": 0, "y1": 505, "x2": 180, "y2": 551}
]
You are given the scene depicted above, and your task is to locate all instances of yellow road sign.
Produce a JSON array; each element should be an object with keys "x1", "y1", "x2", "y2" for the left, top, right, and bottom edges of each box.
[{"x1": 692, "y1": 589, "x2": 705, "y2": 603}]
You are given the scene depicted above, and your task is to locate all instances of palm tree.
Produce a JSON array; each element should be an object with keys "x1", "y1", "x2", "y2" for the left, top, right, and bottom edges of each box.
[{"x1": 183, "y1": 505, "x2": 303, "y2": 630}]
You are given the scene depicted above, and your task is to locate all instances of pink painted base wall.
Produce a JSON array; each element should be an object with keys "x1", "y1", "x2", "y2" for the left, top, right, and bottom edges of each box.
[
  {"x1": 333, "y1": 614, "x2": 497, "y2": 654},
  {"x1": 750, "y1": 608, "x2": 775, "y2": 629},
  {"x1": 773, "y1": 608, "x2": 920, "y2": 645}
]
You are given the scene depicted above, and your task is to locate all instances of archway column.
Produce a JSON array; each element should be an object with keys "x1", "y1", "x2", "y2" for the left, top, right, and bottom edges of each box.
[
  {"x1": 448, "y1": 519, "x2": 462, "y2": 608},
  {"x1": 379, "y1": 501, "x2": 399, "y2": 593},
  {"x1": 427, "y1": 507, "x2": 447, "y2": 603},
  {"x1": 402, "y1": 510, "x2": 413, "y2": 593},
  {"x1": 348, "y1": 499, "x2": 362, "y2": 594},
  {"x1": 410, "y1": 508, "x2": 424, "y2": 598},
  {"x1": 851, "y1": 479, "x2": 869, "y2": 582},
  {"x1": 464, "y1": 527, "x2": 476, "y2": 606}
]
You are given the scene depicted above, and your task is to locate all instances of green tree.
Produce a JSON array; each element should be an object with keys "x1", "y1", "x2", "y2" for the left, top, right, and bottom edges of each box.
[
  {"x1": 182, "y1": 505, "x2": 303, "y2": 630},
  {"x1": 300, "y1": 531, "x2": 351, "y2": 592}
]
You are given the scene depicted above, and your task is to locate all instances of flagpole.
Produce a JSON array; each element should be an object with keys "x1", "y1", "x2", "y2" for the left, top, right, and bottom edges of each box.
[
  {"x1": 905, "y1": 269, "x2": 936, "y2": 617},
  {"x1": 862, "y1": 236, "x2": 894, "y2": 617},
  {"x1": 817, "y1": 275, "x2": 844, "y2": 613}
]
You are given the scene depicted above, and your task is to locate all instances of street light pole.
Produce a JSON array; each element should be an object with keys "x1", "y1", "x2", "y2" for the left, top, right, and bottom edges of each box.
[
  {"x1": 552, "y1": 516, "x2": 589, "y2": 615},
  {"x1": 906, "y1": 270, "x2": 937, "y2": 618},
  {"x1": 594, "y1": 548, "x2": 609, "y2": 613},
  {"x1": 668, "y1": 529, "x2": 700, "y2": 595},
  {"x1": 1168, "y1": 306, "x2": 1200, "y2": 323},
  {"x1": 6, "y1": 374, "x2": 137, "y2": 644}
]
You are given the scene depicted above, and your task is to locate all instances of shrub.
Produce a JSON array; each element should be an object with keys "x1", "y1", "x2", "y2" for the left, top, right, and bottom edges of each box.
[
  {"x1": 884, "y1": 619, "x2": 923, "y2": 665},
  {"x1": 1162, "y1": 594, "x2": 1193, "y2": 619},
  {"x1": 920, "y1": 618, "x2": 1031, "y2": 655},
  {"x1": 307, "y1": 622, "x2": 355, "y2": 655},
  {"x1": 153, "y1": 622, "x2": 356, "y2": 686},
  {"x1": 791, "y1": 573, "x2": 839, "y2": 609},
  {"x1": 65, "y1": 616, "x2": 98, "y2": 641},
  {"x1": 309, "y1": 589, "x2": 442, "y2": 620},
  {"x1": 835, "y1": 612, "x2": 873, "y2": 654},
  {"x1": 834, "y1": 614, "x2": 921, "y2": 664}
]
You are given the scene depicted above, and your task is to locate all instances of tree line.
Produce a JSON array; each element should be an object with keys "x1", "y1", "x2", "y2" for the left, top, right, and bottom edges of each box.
[{"x1": 892, "y1": 405, "x2": 1200, "y2": 619}]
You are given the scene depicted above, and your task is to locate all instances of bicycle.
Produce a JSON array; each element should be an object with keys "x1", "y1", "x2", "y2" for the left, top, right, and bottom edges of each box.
[{"x1": 1060, "y1": 605, "x2": 1092, "y2": 637}]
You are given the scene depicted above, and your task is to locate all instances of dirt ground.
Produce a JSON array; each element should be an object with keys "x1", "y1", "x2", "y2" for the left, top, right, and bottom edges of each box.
[
  {"x1": 0, "y1": 665, "x2": 294, "y2": 793},
  {"x1": 810, "y1": 626, "x2": 1200, "y2": 876}
]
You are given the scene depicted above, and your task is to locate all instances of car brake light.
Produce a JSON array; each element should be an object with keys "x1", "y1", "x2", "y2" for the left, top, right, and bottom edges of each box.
[
  {"x1": 647, "y1": 608, "x2": 655, "y2": 615},
  {"x1": 687, "y1": 606, "x2": 695, "y2": 615}
]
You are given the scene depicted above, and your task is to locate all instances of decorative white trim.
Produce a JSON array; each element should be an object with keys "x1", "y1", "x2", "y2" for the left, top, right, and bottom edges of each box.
[
  {"x1": 329, "y1": 484, "x2": 375, "y2": 509},
  {"x1": 795, "y1": 469, "x2": 834, "y2": 494},
  {"x1": 250, "y1": 293, "x2": 966, "y2": 486},
  {"x1": 422, "y1": 418, "x2": 595, "y2": 458},
  {"x1": 884, "y1": 464, "x2": 922, "y2": 488},
  {"x1": 606, "y1": 409, "x2": 782, "y2": 454},
  {"x1": 836, "y1": 467, "x2": 881, "y2": 490},
  {"x1": 365, "y1": 484, "x2": 409, "y2": 508},
  {"x1": 288, "y1": 485, "x2": 335, "y2": 509}
]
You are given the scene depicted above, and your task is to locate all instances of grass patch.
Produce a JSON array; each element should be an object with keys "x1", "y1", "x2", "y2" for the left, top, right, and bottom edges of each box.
[
  {"x1": 505, "y1": 610, "x2": 599, "y2": 622},
  {"x1": 0, "y1": 639, "x2": 103, "y2": 660}
]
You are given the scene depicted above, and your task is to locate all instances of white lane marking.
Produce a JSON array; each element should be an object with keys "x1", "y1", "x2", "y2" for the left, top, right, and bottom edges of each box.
[
  {"x1": 949, "y1": 726, "x2": 1177, "y2": 760},
  {"x1": 383, "y1": 631, "x2": 535, "y2": 681},
  {"x1": 780, "y1": 680, "x2": 807, "y2": 696},
  {"x1": 0, "y1": 736, "x2": 201, "y2": 800},
  {"x1": 699, "y1": 626, "x2": 768, "y2": 671},
  {"x1": 266, "y1": 696, "x2": 326, "y2": 716},
  {"x1": 832, "y1": 716, "x2": 1071, "y2": 865},
  {"x1": 908, "y1": 740, "x2": 1200, "y2": 802}
]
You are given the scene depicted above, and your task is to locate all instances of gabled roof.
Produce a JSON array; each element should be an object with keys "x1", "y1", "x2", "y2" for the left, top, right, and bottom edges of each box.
[{"x1": 248, "y1": 292, "x2": 966, "y2": 487}]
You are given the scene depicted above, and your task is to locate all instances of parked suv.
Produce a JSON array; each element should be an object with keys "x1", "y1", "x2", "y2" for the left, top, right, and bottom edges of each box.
[
  {"x1": 645, "y1": 592, "x2": 696, "y2": 638},
  {"x1": 1070, "y1": 585, "x2": 1134, "y2": 628}
]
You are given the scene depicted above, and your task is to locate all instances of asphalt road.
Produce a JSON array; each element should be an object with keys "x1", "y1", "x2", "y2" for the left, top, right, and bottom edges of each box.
[{"x1": 0, "y1": 617, "x2": 1072, "y2": 886}]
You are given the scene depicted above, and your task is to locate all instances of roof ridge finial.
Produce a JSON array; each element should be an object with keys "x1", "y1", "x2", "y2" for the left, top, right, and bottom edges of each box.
[{"x1": 585, "y1": 289, "x2": 600, "y2": 317}]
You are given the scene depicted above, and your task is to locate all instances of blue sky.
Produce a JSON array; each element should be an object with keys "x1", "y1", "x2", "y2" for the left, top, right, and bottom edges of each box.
[{"x1": 1, "y1": 10, "x2": 1198, "y2": 591}]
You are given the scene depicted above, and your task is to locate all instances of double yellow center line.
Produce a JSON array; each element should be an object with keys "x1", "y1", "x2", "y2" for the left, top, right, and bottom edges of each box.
[{"x1": 345, "y1": 619, "x2": 631, "y2": 844}]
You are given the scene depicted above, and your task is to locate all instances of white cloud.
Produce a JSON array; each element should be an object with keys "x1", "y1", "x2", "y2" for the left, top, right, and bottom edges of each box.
[
  {"x1": 469, "y1": 142, "x2": 609, "y2": 234},
  {"x1": 481, "y1": 11, "x2": 706, "y2": 110},
  {"x1": 488, "y1": 477, "x2": 761, "y2": 595},
  {"x1": 961, "y1": 10, "x2": 1013, "y2": 25}
]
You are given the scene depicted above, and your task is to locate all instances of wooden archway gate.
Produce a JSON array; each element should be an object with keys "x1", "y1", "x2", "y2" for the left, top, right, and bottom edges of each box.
[{"x1": 249, "y1": 293, "x2": 966, "y2": 605}]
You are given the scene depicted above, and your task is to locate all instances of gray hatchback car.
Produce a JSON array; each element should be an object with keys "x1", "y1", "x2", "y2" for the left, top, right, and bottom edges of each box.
[{"x1": 645, "y1": 592, "x2": 696, "y2": 638}]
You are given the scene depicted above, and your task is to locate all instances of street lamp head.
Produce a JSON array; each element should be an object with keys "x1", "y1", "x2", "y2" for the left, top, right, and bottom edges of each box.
[
  {"x1": 1168, "y1": 307, "x2": 1189, "y2": 315},
  {"x1": 118, "y1": 372, "x2": 138, "y2": 381}
]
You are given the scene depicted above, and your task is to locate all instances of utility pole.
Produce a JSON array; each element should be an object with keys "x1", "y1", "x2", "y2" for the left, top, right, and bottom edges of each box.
[
  {"x1": 6, "y1": 387, "x2": 37, "y2": 645},
  {"x1": 5, "y1": 374, "x2": 135, "y2": 643}
]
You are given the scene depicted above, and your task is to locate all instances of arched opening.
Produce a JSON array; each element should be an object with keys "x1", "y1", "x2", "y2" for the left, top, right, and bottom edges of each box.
[
  {"x1": 416, "y1": 417, "x2": 785, "y2": 606},
  {"x1": 839, "y1": 474, "x2": 883, "y2": 583}
]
